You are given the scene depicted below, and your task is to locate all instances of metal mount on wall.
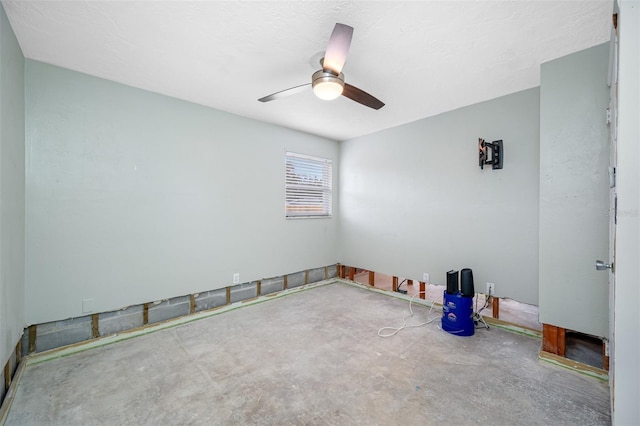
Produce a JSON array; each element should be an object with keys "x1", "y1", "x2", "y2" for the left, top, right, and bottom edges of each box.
[{"x1": 478, "y1": 138, "x2": 503, "y2": 170}]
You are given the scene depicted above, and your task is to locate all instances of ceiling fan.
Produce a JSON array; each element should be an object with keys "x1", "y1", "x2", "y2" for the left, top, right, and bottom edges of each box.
[{"x1": 258, "y1": 23, "x2": 385, "y2": 110}]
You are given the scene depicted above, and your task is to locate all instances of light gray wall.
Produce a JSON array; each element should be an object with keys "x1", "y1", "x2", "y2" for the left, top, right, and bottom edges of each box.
[
  {"x1": 25, "y1": 60, "x2": 339, "y2": 325},
  {"x1": 339, "y1": 88, "x2": 540, "y2": 304},
  {"x1": 613, "y1": 1, "x2": 639, "y2": 423},
  {"x1": 0, "y1": 4, "x2": 25, "y2": 367},
  {"x1": 538, "y1": 43, "x2": 610, "y2": 338}
]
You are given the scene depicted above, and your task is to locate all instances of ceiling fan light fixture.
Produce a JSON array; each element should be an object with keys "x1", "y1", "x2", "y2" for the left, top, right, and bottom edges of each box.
[{"x1": 312, "y1": 70, "x2": 344, "y2": 100}]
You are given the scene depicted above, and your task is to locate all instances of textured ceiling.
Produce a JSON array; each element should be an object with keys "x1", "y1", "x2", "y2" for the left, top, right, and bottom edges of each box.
[{"x1": 3, "y1": 1, "x2": 613, "y2": 141}]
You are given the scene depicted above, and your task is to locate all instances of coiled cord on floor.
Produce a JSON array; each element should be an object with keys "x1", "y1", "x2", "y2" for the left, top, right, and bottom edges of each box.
[{"x1": 377, "y1": 291, "x2": 440, "y2": 338}]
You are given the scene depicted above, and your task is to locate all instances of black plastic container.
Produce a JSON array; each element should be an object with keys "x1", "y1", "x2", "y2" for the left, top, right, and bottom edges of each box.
[
  {"x1": 446, "y1": 270, "x2": 459, "y2": 294},
  {"x1": 460, "y1": 268, "x2": 474, "y2": 297}
]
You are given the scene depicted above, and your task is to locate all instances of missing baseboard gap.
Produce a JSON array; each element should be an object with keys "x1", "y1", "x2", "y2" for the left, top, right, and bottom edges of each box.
[
  {"x1": 0, "y1": 339, "x2": 22, "y2": 420},
  {"x1": 539, "y1": 350, "x2": 608, "y2": 382},
  {"x1": 20, "y1": 265, "x2": 339, "y2": 358}
]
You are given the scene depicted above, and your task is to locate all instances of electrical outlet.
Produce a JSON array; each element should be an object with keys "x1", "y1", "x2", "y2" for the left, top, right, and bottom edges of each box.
[
  {"x1": 233, "y1": 273, "x2": 240, "y2": 284},
  {"x1": 423, "y1": 272, "x2": 430, "y2": 284},
  {"x1": 486, "y1": 282, "x2": 495, "y2": 296}
]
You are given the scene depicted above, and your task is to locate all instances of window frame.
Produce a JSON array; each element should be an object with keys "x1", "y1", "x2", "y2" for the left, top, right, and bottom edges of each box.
[{"x1": 285, "y1": 151, "x2": 333, "y2": 219}]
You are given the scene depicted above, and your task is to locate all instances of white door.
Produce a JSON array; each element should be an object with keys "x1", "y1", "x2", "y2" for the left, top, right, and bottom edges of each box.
[{"x1": 604, "y1": 19, "x2": 618, "y2": 405}]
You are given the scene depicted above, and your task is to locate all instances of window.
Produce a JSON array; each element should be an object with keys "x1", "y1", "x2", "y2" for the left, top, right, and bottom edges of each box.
[{"x1": 285, "y1": 152, "x2": 332, "y2": 218}]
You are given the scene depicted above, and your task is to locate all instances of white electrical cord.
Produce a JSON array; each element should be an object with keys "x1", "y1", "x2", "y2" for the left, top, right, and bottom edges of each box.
[
  {"x1": 379, "y1": 289, "x2": 492, "y2": 337},
  {"x1": 378, "y1": 291, "x2": 440, "y2": 338},
  {"x1": 473, "y1": 290, "x2": 491, "y2": 329}
]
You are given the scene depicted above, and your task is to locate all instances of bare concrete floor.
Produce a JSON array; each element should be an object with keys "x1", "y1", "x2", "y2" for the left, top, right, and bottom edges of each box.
[{"x1": 4, "y1": 282, "x2": 610, "y2": 425}]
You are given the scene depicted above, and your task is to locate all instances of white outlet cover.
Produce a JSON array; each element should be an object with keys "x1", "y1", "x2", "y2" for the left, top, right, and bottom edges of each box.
[
  {"x1": 233, "y1": 273, "x2": 240, "y2": 284},
  {"x1": 423, "y1": 273, "x2": 430, "y2": 283}
]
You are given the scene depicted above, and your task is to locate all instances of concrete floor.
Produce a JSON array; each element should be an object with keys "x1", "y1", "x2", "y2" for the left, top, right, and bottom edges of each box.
[{"x1": 4, "y1": 282, "x2": 610, "y2": 425}]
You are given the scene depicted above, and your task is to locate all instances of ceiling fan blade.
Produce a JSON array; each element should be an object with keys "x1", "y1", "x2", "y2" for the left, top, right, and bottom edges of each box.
[
  {"x1": 258, "y1": 83, "x2": 311, "y2": 102},
  {"x1": 342, "y1": 83, "x2": 385, "y2": 110},
  {"x1": 322, "y1": 23, "x2": 353, "y2": 75}
]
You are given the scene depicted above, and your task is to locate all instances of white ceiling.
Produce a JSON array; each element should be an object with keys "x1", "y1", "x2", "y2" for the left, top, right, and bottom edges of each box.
[{"x1": 3, "y1": 1, "x2": 613, "y2": 141}]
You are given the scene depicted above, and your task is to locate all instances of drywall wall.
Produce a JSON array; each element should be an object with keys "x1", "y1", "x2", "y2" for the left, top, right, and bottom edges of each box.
[
  {"x1": 613, "y1": 1, "x2": 639, "y2": 423},
  {"x1": 538, "y1": 43, "x2": 609, "y2": 338},
  {"x1": 339, "y1": 88, "x2": 540, "y2": 305},
  {"x1": 0, "y1": 4, "x2": 25, "y2": 368},
  {"x1": 25, "y1": 60, "x2": 339, "y2": 324}
]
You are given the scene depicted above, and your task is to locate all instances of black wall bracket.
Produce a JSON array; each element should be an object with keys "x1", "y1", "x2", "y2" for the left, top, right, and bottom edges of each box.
[{"x1": 478, "y1": 138, "x2": 503, "y2": 170}]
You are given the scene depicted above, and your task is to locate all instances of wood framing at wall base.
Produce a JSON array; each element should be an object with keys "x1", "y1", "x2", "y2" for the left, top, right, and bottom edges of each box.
[
  {"x1": 1, "y1": 338, "x2": 23, "y2": 409},
  {"x1": 14, "y1": 265, "x2": 337, "y2": 360},
  {"x1": 91, "y1": 314, "x2": 99, "y2": 338},
  {"x1": 543, "y1": 323, "x2": 611, "y2": 373},
  {"x1": 189, "y1": 294, "x2": 196, "y2": 314},
  {"x1": 538, "y1": 350, "x2": 608, "y2": 382},
  {"x1": 15, "y1": 341, "x2": 21, "y2": 366},
  {"x1": 542, "y1": 323, "x2": 566, "y2": 356},
  {"x1": 493, "y1": 297, "x2": 500, "y2": 319},
  {"x1": 27, "y1": 326, "x2": 36, "y2": 354},
  {"x1": 3, "y1": 363, "x2": 8, "y2": 393},
  {"x1": 368, "y1": 271, "x2": 375, "y2": 286}
]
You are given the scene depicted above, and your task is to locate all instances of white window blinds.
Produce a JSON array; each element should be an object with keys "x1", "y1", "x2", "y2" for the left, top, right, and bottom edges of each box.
[{"x1": 285, "y1": 152, "x2": 332, "y2": 218}]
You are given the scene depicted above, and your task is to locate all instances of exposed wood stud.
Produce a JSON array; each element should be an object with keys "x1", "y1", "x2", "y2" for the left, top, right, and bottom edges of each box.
[
  {"x1": 368, "y1": 271, "x2": 375, "y2": 286},
  {"x1": 226, "y1": 287, "x2": 231, "y2": 305},
  {"x1": 143, "y1": 303, "x2": 149, "y2": 325},
  {"x1": 419, "y1": 281, "x2": 426, "y2": 300},
  {"x1": 542, "y1": 324, "x2": 555, "y2": 353},
  {"x1": 305, "y1": 270, "x2": 310, "y2": 284},
  {"x1": 407, "y1": 279, "x2": 413, "y2": 287},
  {"x1": 392, "y1": 276, "x2": 398, "y2": 292},
  {"x1": 542, "y1": 324, "x2": 566, "y2": 357},
  {"x1": 492, "y1": 297, "x2": 500, "y2": 319},
  {"x1": 348, "y1": 267, "x2": 355, "y2": 281},
  {"x1": 257, "y1": 280, "x2": 262, "y2": 296},
  {"x1": 613, "y1": 13, "x2": 617, "y2": 30},
  {"x1": 283, "y1": 275, "x2": 288, "y2": 290},
  {"x1": 91, "y1": 314, "x2": 99, "y2": 338},
  {"x1": 16, "y1": 340, "x2": 22, "y2": 365},
  {"x1": 189, "y1": 294, "x2": 196, "y2": 314},
  {"x1": 4, "y1": 362, "x2": 9, "y2": 392},
  {"x1": 336, "y1": 263, "x2": 342, "y2": 278},
  {"x1": 28, "y1": 325, "x2": 37, "y2": 354},
  {"x1": 603, "y1": 342, "x2": 610, "y2": 371}
]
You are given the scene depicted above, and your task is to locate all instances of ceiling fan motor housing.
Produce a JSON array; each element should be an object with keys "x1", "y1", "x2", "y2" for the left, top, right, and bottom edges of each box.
[{"x1": 312, "y1": 70, "x2": 345, "y2": 100}]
